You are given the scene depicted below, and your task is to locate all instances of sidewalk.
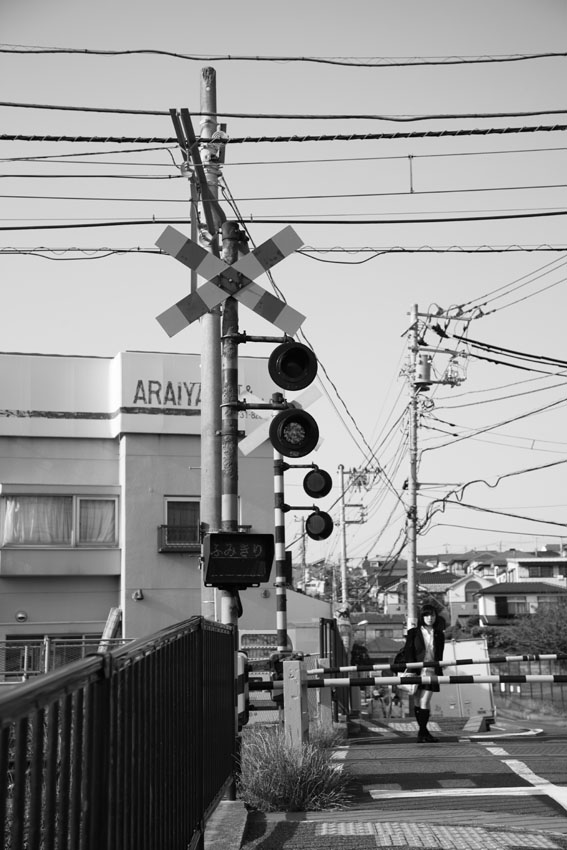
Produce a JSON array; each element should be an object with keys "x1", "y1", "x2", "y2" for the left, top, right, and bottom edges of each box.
[{"x1": 206, "y1": 715, "x2": 567, "y2": 850}]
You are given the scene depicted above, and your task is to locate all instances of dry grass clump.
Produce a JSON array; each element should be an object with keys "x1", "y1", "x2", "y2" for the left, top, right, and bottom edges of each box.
[{"x1": 237, "y1": 725, "x2": 351, "y2": 813}]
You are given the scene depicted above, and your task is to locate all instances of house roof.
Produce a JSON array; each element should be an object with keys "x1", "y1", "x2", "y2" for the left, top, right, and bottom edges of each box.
[
  {"x1": 418, "y1": 571, "x2": 458, "y2": 586},
  {"x1": 480, "y1": 615, "x2": 516, "y2": 627},
  {"x1": 365, "y1": 636, "x2": 405, "y2": 655},
  {"x1": 476, "y1": 581, "x2": 567, "y2": 596},
  {"x1": 352, "y1": 613, "x2": 405, "y2": 625}
]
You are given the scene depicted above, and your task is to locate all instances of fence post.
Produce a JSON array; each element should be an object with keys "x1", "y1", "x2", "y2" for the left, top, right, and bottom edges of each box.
[{"x1": 283, "y1": 659, "x2": 309, "y2": 750}]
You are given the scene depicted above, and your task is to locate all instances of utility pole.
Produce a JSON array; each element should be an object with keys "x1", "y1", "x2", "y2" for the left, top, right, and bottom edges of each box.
[
  {"x1": 220, "y1": 220, "x2": 243, "y2": 628},
  {"x1": 337, "y1": 464, "x2": 373, "y2": 607},
  {"x1": 199, "y1": 68, "x2": 222, "y2": 620},
  {"x1": 404, "y1": 302, "x2": 465, "y2": 630},
  {"x1": 299, "y1": 516, "x2": 307, "y2": 590},
  {"x1": 338, "y1": 464, "x2": 348, "y2": 605},
  {"x1": 406, "y1": 303, "x2": 419, "y2": 630}
]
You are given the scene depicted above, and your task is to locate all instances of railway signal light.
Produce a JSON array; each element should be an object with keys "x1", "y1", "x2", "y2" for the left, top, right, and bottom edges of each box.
[
  {"x1": 305, "y1": 510, "x2": 334, "y2": 541},
  {"x1": 268, "y1": 341, "x2": 317, "y2": 391},
  {"x1": 269, "y1": 408, "x2": 319, "y2": 458},
  {"x1": 269, "y1": 341, "x2": 320, "y2": 458},
  {"x1": 303, "y1": 468, "x2": 332, "y2": 499}
]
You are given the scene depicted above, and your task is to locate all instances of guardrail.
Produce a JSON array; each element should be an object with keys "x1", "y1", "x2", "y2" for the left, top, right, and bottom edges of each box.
[{"x1": 0, "y1": 616, "x2": 236, "y2": 850}]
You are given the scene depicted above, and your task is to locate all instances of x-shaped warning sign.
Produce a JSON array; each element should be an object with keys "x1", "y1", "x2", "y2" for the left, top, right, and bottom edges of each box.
[{"x1": 156, "y1": 225, "x2": 306, "y2": 337}]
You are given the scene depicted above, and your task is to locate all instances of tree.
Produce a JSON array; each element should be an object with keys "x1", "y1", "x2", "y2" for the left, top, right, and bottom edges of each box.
[{"x1": 497, "y1": 599, "x2": 567, "y2": 655}]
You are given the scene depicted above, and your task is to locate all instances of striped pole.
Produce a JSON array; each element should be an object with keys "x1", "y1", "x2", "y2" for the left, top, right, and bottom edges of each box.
[
  {"x1": 250, "y1": 673, "x2": 567, "y2": 692},
  {"x1": 307, "y1": 652, "x2": 567, "y2": 675},
  {"x1": 237, "y1": 651, "x2": 249, "y2": 728},
  {"x1": 274, "y1": 448, "x2": 288, "y2": 652}
]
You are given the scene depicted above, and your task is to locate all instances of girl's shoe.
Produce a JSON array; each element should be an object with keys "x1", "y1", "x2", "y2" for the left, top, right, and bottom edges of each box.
[{"x1": 418, "y1": 729, "x2": 438, "y2": 743}]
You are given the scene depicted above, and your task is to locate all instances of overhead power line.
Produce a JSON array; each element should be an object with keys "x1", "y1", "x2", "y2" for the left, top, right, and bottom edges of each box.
[
  {"x1": 2, "y1": 125, "x2": 567, "y2": 145},
  {"x1": 4, "y1": 181, "x2": 567, "y2": 204},
  {"x1": 3, "y1": 245, "x2": 567, "y2": 261},
  {"x1": 455, "y1": 335, "x2": 567, "y2": 369},
  {"x1": 2, "y1": 207, "x2": 567, "y2": 231},
  {"x1": 1, "y1": 44, "x2": 566, "y2": 67},
  {"x1": 2, "y1": 100, "x2": 567, "y2": 123},
  {"x1": 234, "y1": 210, "x2": 567, "y2": 225},
  {"x1": 301, "y1": 245, "x2": 567, "y2": 256}
]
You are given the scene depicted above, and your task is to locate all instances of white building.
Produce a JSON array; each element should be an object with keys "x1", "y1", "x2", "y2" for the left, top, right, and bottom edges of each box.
[{"x1": 0, "y1": 349, "x2": 288, "y2": 644}]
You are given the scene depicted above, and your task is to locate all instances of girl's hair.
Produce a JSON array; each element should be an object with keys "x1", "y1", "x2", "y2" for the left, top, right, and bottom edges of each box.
[{"x1": 418, "y1": 605, "x2": 441, "y2": 628}]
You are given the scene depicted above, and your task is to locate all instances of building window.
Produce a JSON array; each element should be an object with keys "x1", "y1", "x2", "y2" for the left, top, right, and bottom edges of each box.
[
  {"x1": 0, "y1": 495, "x2": 117, "y2": 548},
  {"x1": 507, "y1": 595, "x2": 527, "y2": 616},
  {"x1": 158, "y1": 498, "x2": 200, "y2": 552},
  {"x1": 527, "y1": 565, "x2": 554, "y2": 578},
  {"x1": 464, "y1": 580, "x2": 481, "y2": 603},
  {"x1": 537, "y1": 595, "x2": 557, "y2": 607}
]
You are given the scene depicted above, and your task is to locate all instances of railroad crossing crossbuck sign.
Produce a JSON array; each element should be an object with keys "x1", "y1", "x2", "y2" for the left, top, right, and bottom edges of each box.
[{"x1": 156, "y1": 225, "x2": 306, "y2": 336}]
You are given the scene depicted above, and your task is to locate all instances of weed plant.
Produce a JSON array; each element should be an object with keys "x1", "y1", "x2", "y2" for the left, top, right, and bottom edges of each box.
[{"x1": 237, "y1": 725, "x2": 351, "y2": 813}]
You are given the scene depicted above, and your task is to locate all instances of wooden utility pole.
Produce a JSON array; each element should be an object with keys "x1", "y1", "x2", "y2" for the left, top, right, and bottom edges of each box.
[{"x1": 199, "y1": 67, "x2": 222, "y2": 620}]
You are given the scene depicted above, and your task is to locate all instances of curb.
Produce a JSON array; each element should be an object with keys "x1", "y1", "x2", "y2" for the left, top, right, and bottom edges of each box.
[{"x1": 204, "y1": 799, "x2": 249, "y2": 850}]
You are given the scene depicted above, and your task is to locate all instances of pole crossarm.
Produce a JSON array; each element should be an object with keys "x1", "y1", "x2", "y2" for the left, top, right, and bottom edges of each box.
[{"x1": 156, "y1": 225, "x2": 306, "y2": 336}]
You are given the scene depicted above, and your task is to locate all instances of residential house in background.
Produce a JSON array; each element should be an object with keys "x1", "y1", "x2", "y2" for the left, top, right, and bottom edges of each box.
[
  {"x1": 476, "y1": 581, "x2": 567, "y2": 626},
  {"x1": 446, "y1": 572, "x2": 495, "y2": 627},
  {"x1": 504, "y1": 553, "x2": 567, "y2": 586},
  {"x1": 351, "y1": 612, "x2": 405, "y2": 662}
]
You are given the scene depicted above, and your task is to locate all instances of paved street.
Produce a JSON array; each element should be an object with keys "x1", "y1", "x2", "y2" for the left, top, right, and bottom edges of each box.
[{"x1": 239, "y1": 717, "x2": 567, "y2": 849}]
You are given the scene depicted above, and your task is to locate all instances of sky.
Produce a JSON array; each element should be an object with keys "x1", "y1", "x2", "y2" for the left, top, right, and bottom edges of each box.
[{"x1": 1, "y1": 0, "x2": 567, "y2": 575}]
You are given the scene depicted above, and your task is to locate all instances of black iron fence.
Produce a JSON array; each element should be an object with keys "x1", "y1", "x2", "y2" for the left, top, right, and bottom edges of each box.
[
  {"x1": 0, "y1": 616, "x2": 236, "y2": 850},
  {"x1": 319, "y1": 617, "x2": 350, "y2": 720}
]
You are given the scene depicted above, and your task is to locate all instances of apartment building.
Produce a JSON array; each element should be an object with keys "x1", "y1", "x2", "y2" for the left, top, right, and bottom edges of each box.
[{"x1": 0, "y1": 349, "x2": 277, "y2": 645}]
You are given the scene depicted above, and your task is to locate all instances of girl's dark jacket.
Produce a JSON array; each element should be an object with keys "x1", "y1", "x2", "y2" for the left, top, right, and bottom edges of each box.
[{"x1": 402, "y1": 626, "x2": 445, "y2": 690}]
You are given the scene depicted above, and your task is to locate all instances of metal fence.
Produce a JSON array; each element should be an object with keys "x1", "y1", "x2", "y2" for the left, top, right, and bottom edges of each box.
[
  {"x1": 319, "y1": 617, "x2": 350, "y2": 720},
  {"x1": 0, "y1": 637, "x2": 128, "y2": 682},
  {"x1": 0, "y1": 616, "x2": 236, "y2": 850},
  {"x1": 493, "y1": 656, "x2": 567, "y2": 713}
]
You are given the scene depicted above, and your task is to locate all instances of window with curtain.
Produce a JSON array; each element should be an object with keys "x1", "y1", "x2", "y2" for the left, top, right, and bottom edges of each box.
[
  {"x1": 507, "y1": 595, "x2": 528, "y2": 616},
  {"x1": 0, "y1": 495, "x2": 117, "y2": 547},
  {"x1": 78, "y1": 499, "x2": 116, "y2": 545}
]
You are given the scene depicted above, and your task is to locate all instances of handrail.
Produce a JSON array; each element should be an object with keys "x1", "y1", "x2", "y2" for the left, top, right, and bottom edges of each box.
[{"x1": 0, "y1": 615, "x2": 236, "y2": 850}]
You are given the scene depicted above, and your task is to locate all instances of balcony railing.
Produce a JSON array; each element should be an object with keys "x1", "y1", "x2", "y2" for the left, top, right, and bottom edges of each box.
[{"x1": 157, "y1": 525, "x2": 201, "y2": 553}]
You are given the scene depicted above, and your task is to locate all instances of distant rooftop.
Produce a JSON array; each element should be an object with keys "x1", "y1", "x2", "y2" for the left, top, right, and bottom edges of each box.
[{"x1": 476, "y1": 581, "x2": 567, "y2": 596}]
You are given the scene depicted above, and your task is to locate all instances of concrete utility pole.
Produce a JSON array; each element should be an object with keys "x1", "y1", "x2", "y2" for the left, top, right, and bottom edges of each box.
[
  {"x1": 299, "y1": 516, "x2": 307, "y2": 589},
  {"x1": 337, "y1": 464, "x2": 370, "y2": 607},
  {"x1": 199, "y1": 68, "x2": 222, "y2": 620},
  {"x1": 406, "y1": 303, "x2": 419, "y2": 630},
  {"x1": 338, "y1": 464, "x2": 348, "y2": 605},
  {"x1": 220, "y1": 220, "x2": 242, "y2": 628}
]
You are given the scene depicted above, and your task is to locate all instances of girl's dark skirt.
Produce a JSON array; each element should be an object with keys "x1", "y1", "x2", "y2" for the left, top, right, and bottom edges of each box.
[{"x1": 417, "y1": 665, "x2": 440, "y2": 692}]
